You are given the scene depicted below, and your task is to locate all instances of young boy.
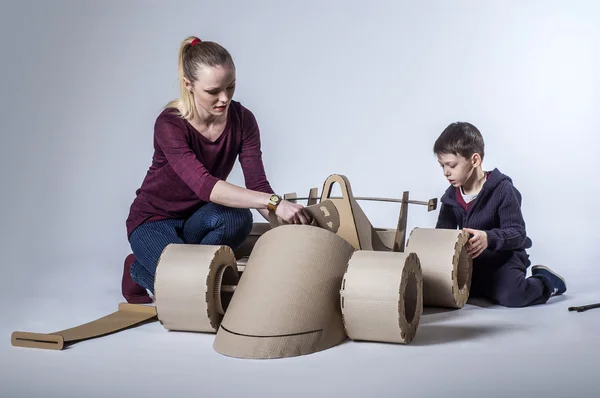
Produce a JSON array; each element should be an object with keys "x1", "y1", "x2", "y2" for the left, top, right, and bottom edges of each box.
[{"x1": 433, "y1": 122, "x2": 566, "y2": 307}]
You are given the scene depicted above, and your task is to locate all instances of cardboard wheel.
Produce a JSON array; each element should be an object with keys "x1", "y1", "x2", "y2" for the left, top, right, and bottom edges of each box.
[
  {"x1": 405, "y1": 228, "x2": 472, "y2": 308},
  {"x1": 154, "y1": 244, "x2": 239, "y2": 333},
  {"x1": 340, "y1": 250, "x2": 423, "y2": 344}
]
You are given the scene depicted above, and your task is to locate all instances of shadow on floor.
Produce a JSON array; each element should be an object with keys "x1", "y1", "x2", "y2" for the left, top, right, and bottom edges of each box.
[
  {"x1": 411, "y1": 323, "x2": 521, "y2": 346},
  {"x1": 419, "y1": 307, "x2": 461, "y2": 325}
]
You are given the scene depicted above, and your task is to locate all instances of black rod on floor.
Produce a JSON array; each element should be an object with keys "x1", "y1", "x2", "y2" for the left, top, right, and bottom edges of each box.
[{"x1": 568, "y1": 302, "x2": 600, "y2": 312}]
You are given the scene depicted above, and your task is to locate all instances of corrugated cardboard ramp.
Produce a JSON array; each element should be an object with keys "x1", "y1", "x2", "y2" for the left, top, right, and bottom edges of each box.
[{"x1": 11, "y1": 303, "x2": 157, "y2": 350}]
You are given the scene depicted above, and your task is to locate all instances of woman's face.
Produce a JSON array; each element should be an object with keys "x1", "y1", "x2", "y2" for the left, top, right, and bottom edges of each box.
[{"x1": 187, "y1": 63, "x2": 236, "y2": 118}]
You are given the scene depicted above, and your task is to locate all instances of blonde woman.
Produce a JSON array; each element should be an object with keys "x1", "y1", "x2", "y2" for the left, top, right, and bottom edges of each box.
[{"x1": 123, "y1": 36, "x2": 311, "y2": 303}]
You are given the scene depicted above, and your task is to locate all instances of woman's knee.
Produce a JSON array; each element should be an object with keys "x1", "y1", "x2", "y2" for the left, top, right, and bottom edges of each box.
[
  {"x1": 184, "y1": 204, "x2": 253, "y2": 247},
  {"x1": 129, "y1": 219, "x2": 184, "y2": 268},
  {"x1": 220, "y1": 207, "x2": 253, "y2": 240}
]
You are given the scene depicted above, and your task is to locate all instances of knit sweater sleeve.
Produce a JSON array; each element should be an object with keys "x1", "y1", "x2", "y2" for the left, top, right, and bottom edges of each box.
[
  {"x1": 154, "y1": 115, "x2": 220, "y2": 202},
  {"x1": 237, "y1": 108, "x2": 275, "y2": 194},
  {"x1": 486, "y1": 181, "x2": 528, "y2": 251},
  {"x1": 435, "y1": 203, "x2": 458, "y2": 229}
]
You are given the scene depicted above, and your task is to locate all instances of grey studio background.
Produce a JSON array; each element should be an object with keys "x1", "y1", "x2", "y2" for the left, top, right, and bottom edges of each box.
[{"x1": 1, "y1": 1, "x2": 599, "y2": 397}]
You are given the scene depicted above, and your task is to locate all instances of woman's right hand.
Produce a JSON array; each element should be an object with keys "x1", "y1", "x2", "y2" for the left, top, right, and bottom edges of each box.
[{"x1": 275, "y1": 200, "x2": 313, "y2": 225}]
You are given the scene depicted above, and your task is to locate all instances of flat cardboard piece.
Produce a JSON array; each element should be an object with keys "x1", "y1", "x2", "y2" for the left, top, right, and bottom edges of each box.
[
  {"x1": 374, "y1": 228, "x2": 396, "y2": 250},
  {"x1": 405, "y1": 228, "x2": 472, "y2": 308},
  {"x1": 340, "y1": 251, "x2": 423, "y2": 344},
  {"x1": 319, "y1": 174, "x2": 387, "y2": 251},
  {"x1": 213, "y1": 225, "x2": 356, "y2": 359},
  {"x1": 306, "y1": 187, "x2": 319, "y2": 206},
  {"x1": 11, "y1": 303, "x2": 157, "y2": 350},
  {"x1": 154, "y1": 244, "x2": 239, "y2": 333},
  {"x1": 393, "y1": 191, "x2": 410, "y2": 252}
]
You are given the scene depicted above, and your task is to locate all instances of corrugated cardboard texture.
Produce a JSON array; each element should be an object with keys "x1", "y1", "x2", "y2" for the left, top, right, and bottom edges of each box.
[
  {"x1": 154, "y1": 244, "x2": 239, "y2": 333},
  {"x1": 374, "y1": 228, "x2": 396, "y2": 250},
  {"x1": 405, "y1": 228, "x2": 472, "y2": 308},
  {"x1": 268, "y1": 199, "x2": 341, "y2": 233},
  {"x1": 11, "y1": 303, "x2": 157, "y2": 350},
  {"x1": 213, "y1": 225, "x2": 356, "y2": 359},
  {"x1": 340, "y1": 251, "x2": 423, "y2": 344}
]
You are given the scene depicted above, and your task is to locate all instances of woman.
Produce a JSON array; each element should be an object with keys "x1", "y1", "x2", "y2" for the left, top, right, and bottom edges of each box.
[{"x1": 122, "y1": 36, "x2": 311, "y2": 303}]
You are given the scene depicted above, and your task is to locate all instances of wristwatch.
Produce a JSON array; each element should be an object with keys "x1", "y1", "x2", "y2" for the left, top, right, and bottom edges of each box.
[{"x1": 267, "y1": 194, "x2": 282, "y2": 212}]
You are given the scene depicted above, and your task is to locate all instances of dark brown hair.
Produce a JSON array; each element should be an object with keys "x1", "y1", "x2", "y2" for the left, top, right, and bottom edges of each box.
[{"x1": 433, "y1": 122, "x2": 485, "y2": 159}]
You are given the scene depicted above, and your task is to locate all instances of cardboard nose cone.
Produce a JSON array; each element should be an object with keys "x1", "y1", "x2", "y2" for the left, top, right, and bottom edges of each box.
[{"x1": 213, "y1": 225, "x2": 355, "y2": 359}]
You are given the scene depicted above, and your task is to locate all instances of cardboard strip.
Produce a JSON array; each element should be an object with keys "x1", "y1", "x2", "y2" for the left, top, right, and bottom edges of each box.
[
  {"x1": 405, "y1": 228, "x2": 472, "y2": 308},
  {"x1": 213, "y1": 225, "x2": 356, "y2": 359},
  {"x1": 154, "y1": 244, "x2": 239, "y2": 333},
  {"x1": 11, "y1": 303, "x2": 157, "y2": 350},
  {"x1": 340, "y1": 251, "x2": 423, "y2": 344}
]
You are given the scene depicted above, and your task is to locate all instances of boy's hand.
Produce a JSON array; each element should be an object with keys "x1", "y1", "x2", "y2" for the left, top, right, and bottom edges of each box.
[{"x1": 463, "y1": 228, "x2": 488, "y2": 258}]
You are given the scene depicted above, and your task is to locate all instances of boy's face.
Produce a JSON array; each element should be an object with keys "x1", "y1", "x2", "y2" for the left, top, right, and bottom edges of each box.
[{"x1": 437, "y1": 152, "x2": 479, "y2": 187}]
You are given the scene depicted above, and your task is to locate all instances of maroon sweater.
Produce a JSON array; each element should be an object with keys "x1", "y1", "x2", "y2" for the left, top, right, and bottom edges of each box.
[{"x1": 126, "y1": 100, "x2": 274, "y2": 238}]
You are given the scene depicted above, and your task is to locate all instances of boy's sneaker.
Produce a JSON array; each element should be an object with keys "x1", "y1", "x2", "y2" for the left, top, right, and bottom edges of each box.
[{"x1": 532, "y1": 265, "x2": 567, "y2": 296}]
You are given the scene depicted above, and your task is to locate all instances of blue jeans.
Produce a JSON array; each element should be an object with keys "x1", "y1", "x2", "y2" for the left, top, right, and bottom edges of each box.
[{"x1": 128, "y1": 203, "x2": 253, "y2": 294}]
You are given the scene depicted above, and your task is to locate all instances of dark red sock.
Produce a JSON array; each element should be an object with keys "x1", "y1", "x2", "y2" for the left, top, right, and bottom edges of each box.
[{"x1": 122, "y1": 253, "x2": 152, "y2": 304}]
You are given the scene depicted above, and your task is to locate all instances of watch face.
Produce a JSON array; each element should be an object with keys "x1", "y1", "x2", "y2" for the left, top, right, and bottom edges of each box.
[{"x1": 270, "y1": 195, "x2": 280, "y2": 203}]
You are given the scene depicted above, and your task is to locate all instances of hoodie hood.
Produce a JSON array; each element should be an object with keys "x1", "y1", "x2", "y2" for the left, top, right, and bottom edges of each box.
[{"x1": 440, "y1": 168, "x2": 511, "y2": 207}]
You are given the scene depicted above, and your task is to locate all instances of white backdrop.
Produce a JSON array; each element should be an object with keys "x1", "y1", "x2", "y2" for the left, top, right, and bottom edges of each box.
[
  {"x1": 2, "y1": 2, "x2": 600, "y2": 398},
  {"x1": 1, "y1": 0, "x2": 598, "y2": 292}
]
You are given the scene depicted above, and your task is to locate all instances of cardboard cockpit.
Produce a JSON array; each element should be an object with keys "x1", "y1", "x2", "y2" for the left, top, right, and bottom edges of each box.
[{"x1": 11, "y1": 174, "x2": 473, "y2": 358}]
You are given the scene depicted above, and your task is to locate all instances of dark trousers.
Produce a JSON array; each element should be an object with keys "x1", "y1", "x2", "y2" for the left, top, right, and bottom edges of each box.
[
  {"x1": 128, "y1": 203, "x2": 253, "y2": 294},
  {"x1": 470, "y1": 250, "x2": 552, "y2": 307}
]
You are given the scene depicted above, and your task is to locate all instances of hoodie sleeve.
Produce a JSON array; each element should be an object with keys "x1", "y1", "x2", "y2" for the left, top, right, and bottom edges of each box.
[
  {"x1": 486, "y1": 181, "x2": 528, "y2": 251},
  {"x1": 435, "y1": 203, "x2": 458, "y2": 229}
]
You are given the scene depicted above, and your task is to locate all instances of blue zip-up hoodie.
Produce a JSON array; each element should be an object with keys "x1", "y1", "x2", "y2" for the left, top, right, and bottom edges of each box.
[{"x1": 436, "y1": 168, "x2": 532, "y2": 266}]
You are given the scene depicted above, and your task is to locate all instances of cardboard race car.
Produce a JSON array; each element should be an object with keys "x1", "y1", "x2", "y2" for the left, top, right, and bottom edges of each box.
[{"x1": 11, "y1": 174, "x2": 472, "y2": 359}]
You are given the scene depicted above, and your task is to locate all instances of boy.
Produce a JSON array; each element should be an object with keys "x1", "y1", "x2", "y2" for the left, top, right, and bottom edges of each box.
[{"x1": 433, "y1": 122, "x2": 566, "y2": 307}]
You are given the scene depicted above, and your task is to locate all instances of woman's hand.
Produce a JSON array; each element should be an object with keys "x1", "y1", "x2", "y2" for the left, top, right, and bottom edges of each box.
[{"x1": 275, "y1": 200, "x2": 313, "y2": 225}]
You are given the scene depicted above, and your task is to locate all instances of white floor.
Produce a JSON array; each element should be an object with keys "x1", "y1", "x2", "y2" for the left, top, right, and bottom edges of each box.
[{"x1": 2, "y1": 260, "x2": 600, "y2": 398}]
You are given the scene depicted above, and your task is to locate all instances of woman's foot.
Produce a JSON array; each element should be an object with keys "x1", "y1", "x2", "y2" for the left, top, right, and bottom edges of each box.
[{"x1": 122, "y1": 254, "x2": 152, "y2": 304}]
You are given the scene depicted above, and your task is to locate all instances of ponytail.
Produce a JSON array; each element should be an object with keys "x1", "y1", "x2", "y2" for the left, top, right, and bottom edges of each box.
[{"x1": 164, "y1": 36, "x2": 234, "y2": 120}]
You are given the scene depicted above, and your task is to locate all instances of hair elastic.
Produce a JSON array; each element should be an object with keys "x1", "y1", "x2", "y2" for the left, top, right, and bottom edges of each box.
[{"x1": 190, "y1": 38, "x2": 201, "y2": 46}]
